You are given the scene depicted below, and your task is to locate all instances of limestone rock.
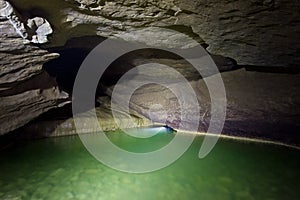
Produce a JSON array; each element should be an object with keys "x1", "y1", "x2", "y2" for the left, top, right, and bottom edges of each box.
[
  {"x1": 28, "y1": 17, "x2": 53, "y2": 44},
  {"x1": 20, "y1": 68, "x2": 300, "y2": 146},
  {"x1": 0, "y1": 16, "x2": 69, "y2": 135},
  {"x1": 0, "y1": 0, "x2": 27, "y2": 39},
  {"x1": 61, "y1": 0, "x2": 299, "y2": 67},
  {"x1": 104, "y1": 68, "x2": 300, "y2": 144},
  {"x1": 7, "y1": 0, "x2": 299, "y2": 66},
  {"x1": 113, "y1": 27, "x2": 200, "y2": 49},
  {"x1": 18, "y1": 97, "x2": 151, "y2": 138},
  {"x1": 0, "y1": 0, "x2": 13, "y2": 17},
  {"x1": 1, "y1": 0, "x2": 299, "y2": 143},
  {"x1": 0, "y1": 0, "x2": 53, "y2": 44}
]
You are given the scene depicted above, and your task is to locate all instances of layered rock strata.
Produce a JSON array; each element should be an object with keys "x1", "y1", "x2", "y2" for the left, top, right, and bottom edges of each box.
[{"x1": 0, "y1": 13, "x2": 69, "y2": 135}]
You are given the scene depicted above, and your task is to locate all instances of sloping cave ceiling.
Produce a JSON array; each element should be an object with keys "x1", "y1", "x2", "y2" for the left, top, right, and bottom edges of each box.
[{"x1": 0, "y1": 0, "x2": 300, "y2": 145}]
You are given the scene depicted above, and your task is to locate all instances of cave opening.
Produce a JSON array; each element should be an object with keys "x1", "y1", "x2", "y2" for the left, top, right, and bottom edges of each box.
[
  {"x1": 43, "y1": 35, "x2": 203, "y2": 94},
  {"x1": 40, "y1": 35, "x2": 202, "y2": 122}
]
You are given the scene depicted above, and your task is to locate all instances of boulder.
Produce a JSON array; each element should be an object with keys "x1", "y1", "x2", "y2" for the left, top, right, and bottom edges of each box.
[{"x1": 28, "y1": 17, "x2": 53, "y2": 44}]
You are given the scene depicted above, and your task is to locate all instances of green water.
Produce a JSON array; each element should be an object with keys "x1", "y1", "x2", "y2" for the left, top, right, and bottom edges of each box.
[{"x1": 0, "y1": 130, "x2": 300, "y2": 200}]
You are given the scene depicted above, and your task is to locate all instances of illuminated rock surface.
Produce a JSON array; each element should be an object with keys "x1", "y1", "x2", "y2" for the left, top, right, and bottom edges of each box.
[
  {"x1": 1, "y1": 0, "x2": 299, "y2": 142},
  {"x1": 0, "y1": 15, "x2": 69, "y2": 135}
]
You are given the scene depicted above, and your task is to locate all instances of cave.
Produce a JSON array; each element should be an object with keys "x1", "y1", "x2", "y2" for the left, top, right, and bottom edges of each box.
[{"x1": 0, "y1": 0, "x2": 300, "y2": 199}]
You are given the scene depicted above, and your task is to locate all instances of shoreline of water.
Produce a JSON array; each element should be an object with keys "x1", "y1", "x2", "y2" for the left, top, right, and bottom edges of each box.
[{"x1": 2, "y1": 122, "x2": 299, "y2": 152}]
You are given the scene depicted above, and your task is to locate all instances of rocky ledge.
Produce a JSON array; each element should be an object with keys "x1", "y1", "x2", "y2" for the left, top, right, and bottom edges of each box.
[
  {"x1": 19, "y1": 67, "x2": 300, "y2": 146},
  {"x1": 0, "y1": 15, "x2": 69, "y2": 135}
]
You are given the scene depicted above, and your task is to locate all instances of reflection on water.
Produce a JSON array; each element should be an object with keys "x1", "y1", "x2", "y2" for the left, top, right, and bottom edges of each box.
[{"x1": 0, "y1": 131, "x2": 300, "y2": 199}]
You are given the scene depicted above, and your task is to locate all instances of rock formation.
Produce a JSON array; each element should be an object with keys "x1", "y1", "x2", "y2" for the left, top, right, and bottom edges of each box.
[
  {"x1": 0, "y1": 10, "x2": 69, "y2": 135},
  {"x1": 7, "y1": 0, "x2": 295, "y2": 67},
  {"x1": 27, "y1": 17, "x2": 53, "y2": 44},
  {"x1": 0, "y1": 0, "x2": 299, "y2": 144},
  {"x1": 19, "y1": 68, "x2": 300, "y2": 146},
  {"x1": 0, "y1": 0, "x2": 53, "y2": 44},
  {"x1": 7, "y1": 0, "x2": 299, "y2": 66},
  {"x1": 0, "y1": 0, "x2": 27, "y2": 39}
]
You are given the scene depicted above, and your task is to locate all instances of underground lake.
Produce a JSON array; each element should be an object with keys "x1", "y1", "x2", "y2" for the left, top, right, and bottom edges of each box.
[
  {"x1": 0, "y1": 129, "x2": 300, "y2": 200},
  {"x1": 1, "y1": 0, "x2": 300, "y2": 199}
]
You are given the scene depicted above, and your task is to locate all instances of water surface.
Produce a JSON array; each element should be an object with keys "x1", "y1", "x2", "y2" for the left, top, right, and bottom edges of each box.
[{"x1": 0, "y1": 130, "x2": 300, "y2": 200}]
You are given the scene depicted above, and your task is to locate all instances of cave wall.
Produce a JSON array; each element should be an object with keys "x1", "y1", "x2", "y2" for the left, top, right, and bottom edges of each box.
[
  {"x1": 8, "y1": 0, "x2": 299, "y2": 66},
  {"x1": 0, "y1": 0, "x2": 299, "y2": 135},
  {"x1": 38, "y1": 0, "x2": 300, "y2": 66},
  {"x1": 0, "y1": 15, "x2": 69, "y2": 135}
]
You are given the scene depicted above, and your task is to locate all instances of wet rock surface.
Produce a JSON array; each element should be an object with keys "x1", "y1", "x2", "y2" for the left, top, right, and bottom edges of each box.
[
  {"x1": 16, "y1": 97, "x2": 151, "y2": 139},
  {"x1": 211, "y1": 69, "x2": 300, "y2": 145}
]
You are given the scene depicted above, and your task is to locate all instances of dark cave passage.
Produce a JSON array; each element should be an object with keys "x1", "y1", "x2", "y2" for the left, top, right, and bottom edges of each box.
[
  {"x1": 39, "y1": 35, "x2": 300, "y2": 144},
  {"x1": 43, "y1": 36, "x2": 106, "y2": 94},
  {"x1": 42, "y1": 36, "x2": 206, "y2": 95}
]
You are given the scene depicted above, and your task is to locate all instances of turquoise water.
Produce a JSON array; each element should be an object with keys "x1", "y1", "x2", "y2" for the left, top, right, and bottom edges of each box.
[{"x1": 0, "y1": 130, "x2": 300, "y2": 200}]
